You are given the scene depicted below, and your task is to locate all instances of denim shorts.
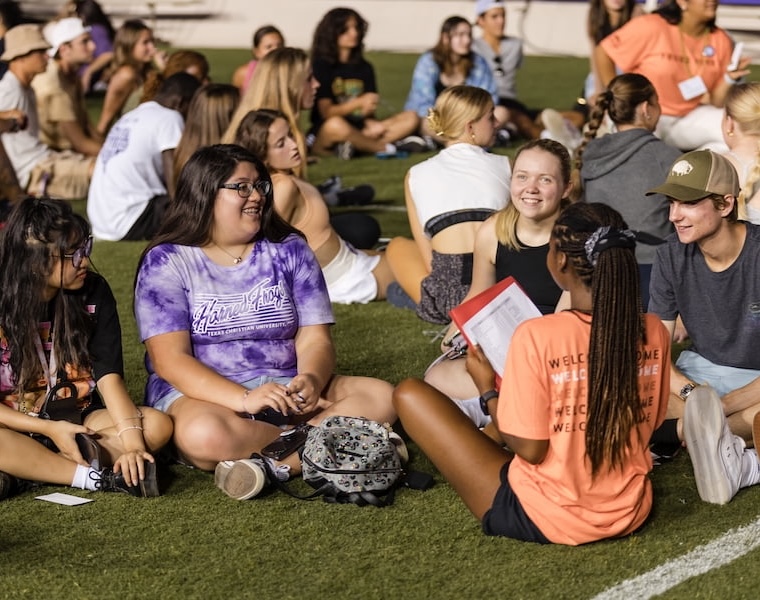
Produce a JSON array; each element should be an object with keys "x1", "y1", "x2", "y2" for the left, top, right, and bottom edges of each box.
[
  {"x1": 676, "y1": 350, "x2": 760, "y2": 397},
  {"x1": 153, "y1": 375, "x2": 293, "y2": 423}
]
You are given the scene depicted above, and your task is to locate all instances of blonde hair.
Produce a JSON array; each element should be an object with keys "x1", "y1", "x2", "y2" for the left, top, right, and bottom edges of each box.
[
  {"x1": 223, "y1": 47, "x2": 310, "y2": 177},
  {"x1": 725, "y1": 82, "x2": 760, "y2": 219},
  {"x1": 495, "y1": 139, "x2": 572, "y2": 250},
  {"x1": 426, "y1": 85, "x2": 492, "y2": 141}
]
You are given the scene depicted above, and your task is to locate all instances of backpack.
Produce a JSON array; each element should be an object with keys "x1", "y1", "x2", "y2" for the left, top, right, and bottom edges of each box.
[{"x1": 301, "y1": 415, "x2": 403, "y2": 506}]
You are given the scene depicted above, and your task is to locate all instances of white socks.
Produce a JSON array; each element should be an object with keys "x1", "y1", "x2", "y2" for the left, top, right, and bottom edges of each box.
[{"x1": 71, "y1": 464, "x2": 100, "y2": 491}]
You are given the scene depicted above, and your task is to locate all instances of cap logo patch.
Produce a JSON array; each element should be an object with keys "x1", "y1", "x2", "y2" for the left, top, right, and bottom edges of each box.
[{"x1": 671, "y1": 160, "x2": 694, "y2": 176}]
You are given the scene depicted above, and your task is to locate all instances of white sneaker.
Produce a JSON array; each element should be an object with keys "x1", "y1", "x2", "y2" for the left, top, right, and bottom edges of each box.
[
  {"x1": 214, "y1": 456, "x2": 269, "y2": 500},
  {"x1": 540, "y1": 108, "x2": 582, "y2": 155},
  {"x1": 683, "y1": 386, "x2": 743, "y2": 504}
]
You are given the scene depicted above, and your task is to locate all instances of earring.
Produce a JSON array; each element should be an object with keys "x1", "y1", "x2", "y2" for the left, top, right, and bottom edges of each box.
[
  {"x1": 727, "y1": 130, "x2": 734, "y2": 137},
  {"x1": 470, "y1": 131, "x2": 476, "y2": 143}
]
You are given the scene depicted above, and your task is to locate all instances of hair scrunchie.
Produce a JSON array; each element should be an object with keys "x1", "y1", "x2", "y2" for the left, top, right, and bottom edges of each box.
[{"x1": 584, "y1": 226, "x2": 636, "y2": 266}]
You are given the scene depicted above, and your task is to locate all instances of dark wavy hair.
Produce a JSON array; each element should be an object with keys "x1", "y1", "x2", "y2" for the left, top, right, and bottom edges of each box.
[
  {"x1": 0, "y1": 197, "x2": 92, "y2": 395},
  {"x1": 654, "y1": 0, "x2": 716, "y2": 30},
  {"x1": 143, "y1": 144, "x2": 301, "y2": 257},
  {"x1": 311, "y1": 7, "x2": 367, "y2": 64},
  {"x1": 552, "y1": 202, "x2": 645, "y2": 477}
]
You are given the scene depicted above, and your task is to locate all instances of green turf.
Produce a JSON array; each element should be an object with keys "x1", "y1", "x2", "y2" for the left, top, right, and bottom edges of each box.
[{"x1": 5, "y1": 49, "x2": 760, "y2": 599}]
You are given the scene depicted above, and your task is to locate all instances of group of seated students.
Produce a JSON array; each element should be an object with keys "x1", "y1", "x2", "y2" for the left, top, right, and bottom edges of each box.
[{"x1": 0, "y1": 0, "x2": 759, "y2": 548}]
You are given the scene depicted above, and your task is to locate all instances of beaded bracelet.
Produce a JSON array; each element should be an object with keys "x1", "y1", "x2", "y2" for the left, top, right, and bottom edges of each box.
[
  {"x1": 116, "y1": 425, "x2": 144, "y2": 438},
  {"x1": 115, "y1": 408, "x2": 143, "y2": 430}
]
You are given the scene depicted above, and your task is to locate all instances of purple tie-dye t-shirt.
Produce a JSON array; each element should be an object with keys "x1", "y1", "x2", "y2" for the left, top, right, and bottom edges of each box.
[{"x1": 134, "y1": 234, "x2": 334, "y2": 406}]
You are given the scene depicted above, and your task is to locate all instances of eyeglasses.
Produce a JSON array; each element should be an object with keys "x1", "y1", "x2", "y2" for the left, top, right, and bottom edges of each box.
[
  {"x1": 492, "y1": 55, "x2": 504, "y2": 77},
  {"x1": 61, "y1": 236, "x2": 93, "y2": 269},
  {"x1": 219, "y1": 180, "x2": 272, "y2": 199}
]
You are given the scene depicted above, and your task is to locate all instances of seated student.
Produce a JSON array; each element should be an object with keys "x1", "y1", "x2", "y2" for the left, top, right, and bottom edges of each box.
[
  {"x1": 133, "y1": 144, "x2": 397, "y2": 500},
  {"x1": 404, "y1": 15, "x2": 508, "y2": 145},
  {"x1": 721, "y1": 82, "x2": 760, "y2": 223},
  {"x1": 647, "y1": 150, "x2": 760, "y2": 503},
  {"x1": 386, "y1": 85, "x2": 510, "y2": 324},
  {"x1": 223, "y1": 46, "x2": 382, "y2": 250},
  {"x1": 34, "y1": 17, "x2": 103, "y2": 157},
  {"x1": 0, "y1": 24, "x2": 92, "y2": 199},
  {"x1": 231, "y1": 25, "x2": 284, "y2": 96},
  {"x1": 96, "y1": 19, "x2": 164, "y2": 136},
  {"x1": 393, "y1": 202, "x2": 671, "y2": 545},
  {"x1": 595, "y1": 0, "x2": 749, "y2": 152},
  {"x1": 472, "y1": 0, "x2": 540, "y2": 141},
  {"x1": 308, "y1": 7, "x2": 422, "y2": 159},
  {"x1": 87, "y1": 72, "x2": 200, "y2": 241},
  {"x1": 425, "y1": 138, "x2": 571, "y2": 405},
  {"x1": 73, "y1": 0, "x2": 115, "y2": 95},
  {"x1": 0, "y1": 198, "x2": 172, "y2": 500},
  {"x1": 139, "y1": 49, "x2": 209, "y2": 103},
  {"x1": 234, "y1": 109, "x2": 395, "y2": 304},
  {"x1": 576, "y1": 73, "x2": 681, "y2": 307}
]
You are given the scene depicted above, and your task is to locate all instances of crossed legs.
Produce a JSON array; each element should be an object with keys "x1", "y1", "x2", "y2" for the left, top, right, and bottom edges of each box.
[{"x1": 393, "y1": 378, "x2": 509, "y2": 519}]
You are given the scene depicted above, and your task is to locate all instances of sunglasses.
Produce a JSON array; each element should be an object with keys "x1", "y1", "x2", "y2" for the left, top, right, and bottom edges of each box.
[
  {"x1": 61, "y1": 236, "x2": 93, "y2": 269},
  {"x1": 493, "y1": 55, "x2": 504, "y2": 77},
  {"x1": 219, "y1": 180, "x2": 272, "y2": 199}
]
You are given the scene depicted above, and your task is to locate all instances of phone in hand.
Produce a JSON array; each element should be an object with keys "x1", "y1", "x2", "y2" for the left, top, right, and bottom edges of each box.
[
  {"x1": 261, "y1": 423, "x2": 312, "y2": 460},
  {"x1": 728, "y1": 42, "x2": 744, "y2": 72}
]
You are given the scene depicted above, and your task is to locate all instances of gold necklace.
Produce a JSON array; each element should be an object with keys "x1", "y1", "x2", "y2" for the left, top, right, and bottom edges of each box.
[{"x1": 214, "y1": 242, "x2": 249, "y2": 264}]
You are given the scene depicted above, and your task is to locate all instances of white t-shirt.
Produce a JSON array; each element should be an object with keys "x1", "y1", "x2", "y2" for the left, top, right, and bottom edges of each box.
[
  {"x1": 408, "y1": 143, "x2": 511, "y2": 232},
  {"x1": 87, "y1": 101, "x2": 183, "y2": 240},
  {"x1": 0, "y1": 71, "x2": 50, "y2": 187}
]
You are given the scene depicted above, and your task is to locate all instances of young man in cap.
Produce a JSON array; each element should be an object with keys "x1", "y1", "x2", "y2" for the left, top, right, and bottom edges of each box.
[
  {"x1": 0, "y1": 23, "x2": 93, "y2": 198},
  {"x1": 648, "y1": 149, "x2": 760, "y2": 504},
  {"x1": 32, "y1": 17, "x2": 102, "y2": 157}
]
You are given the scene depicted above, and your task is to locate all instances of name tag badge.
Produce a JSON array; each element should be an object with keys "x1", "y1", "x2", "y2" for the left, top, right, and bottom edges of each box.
[{"x1": 678, "y1": 75, "x2": 708, "y2": 100}]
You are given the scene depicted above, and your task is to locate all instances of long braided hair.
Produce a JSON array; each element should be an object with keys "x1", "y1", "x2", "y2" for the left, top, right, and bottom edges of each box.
[{"x1": 552, "y1": 202, "x2": 645, "y2": 476}]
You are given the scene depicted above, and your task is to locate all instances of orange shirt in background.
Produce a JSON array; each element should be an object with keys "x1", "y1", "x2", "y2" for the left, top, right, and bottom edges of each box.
[{"x1": 600, "y1": 14, "x2": 732, "y2": 117}]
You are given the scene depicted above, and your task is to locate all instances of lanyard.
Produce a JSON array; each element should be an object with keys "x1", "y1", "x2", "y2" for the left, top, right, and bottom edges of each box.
[{"x1": 33, "y1": 333, "x2": 57, "y2": 392}]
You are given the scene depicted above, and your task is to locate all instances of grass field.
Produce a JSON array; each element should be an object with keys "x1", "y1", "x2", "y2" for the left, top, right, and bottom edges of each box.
[{"x1": 3, "y1": 49, "x2": 760, "y2": 599}]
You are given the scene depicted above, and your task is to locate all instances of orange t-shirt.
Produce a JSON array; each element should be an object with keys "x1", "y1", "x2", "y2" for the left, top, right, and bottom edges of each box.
[
  {"x1": 600, "y1": 14, "x2": 732, "y2": 117},
  {"x1": 498, "y1": 311, "x2": 670, "y2": 546}
]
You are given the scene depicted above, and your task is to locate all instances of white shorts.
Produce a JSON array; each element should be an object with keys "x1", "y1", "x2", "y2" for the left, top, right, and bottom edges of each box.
[
  {"x1": 656, "y1": 106, "x2": 728, "y2": 153},
  {"x1": 321, "y1": 238, "x2": 379, "y2": 304}
]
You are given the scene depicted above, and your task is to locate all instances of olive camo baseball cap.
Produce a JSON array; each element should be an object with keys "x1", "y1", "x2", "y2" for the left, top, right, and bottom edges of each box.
[{"x1": 646, "y1": 150, "x2": 740, "y2": 202}]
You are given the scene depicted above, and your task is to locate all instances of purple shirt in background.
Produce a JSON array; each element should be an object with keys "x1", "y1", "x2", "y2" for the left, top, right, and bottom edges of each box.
[{"x1": 134, "y1": 234, "x2": 334, "y2": 406}]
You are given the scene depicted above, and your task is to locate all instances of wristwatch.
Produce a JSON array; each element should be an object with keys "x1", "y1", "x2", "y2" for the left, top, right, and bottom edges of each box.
[
  {"x1": 679, "y1": 382, "x2": 697, "y2": 400},
  {"x1": 479, "y1": 389, "x2": 499, "y2": 416}
]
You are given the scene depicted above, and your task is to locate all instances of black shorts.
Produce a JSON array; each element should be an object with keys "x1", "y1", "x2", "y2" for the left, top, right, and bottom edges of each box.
[
  {"x1": 482, "y1": 462, "x2": 551, "y2": 543},
  {"x1": 123, "y1": 194, "x2": 171, "y2": 241}
]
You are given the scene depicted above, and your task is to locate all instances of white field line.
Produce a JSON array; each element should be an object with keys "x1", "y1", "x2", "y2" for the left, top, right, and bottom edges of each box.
[{"x1": 592, "y1": 515, "x2": 760, "y2": 600}]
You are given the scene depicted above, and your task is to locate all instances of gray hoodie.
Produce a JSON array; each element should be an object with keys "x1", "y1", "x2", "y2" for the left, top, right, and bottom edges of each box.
[{"x1": 580, "y1": 128, "x2": 681, "y2": 264}]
